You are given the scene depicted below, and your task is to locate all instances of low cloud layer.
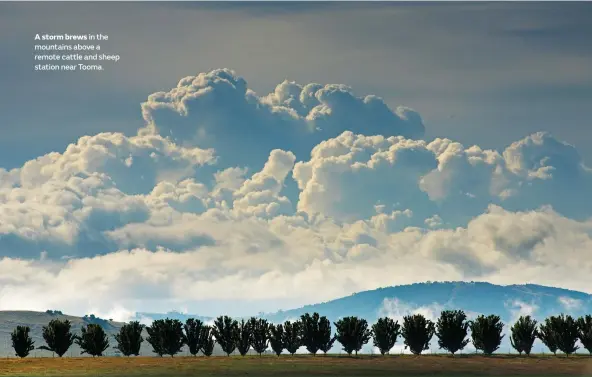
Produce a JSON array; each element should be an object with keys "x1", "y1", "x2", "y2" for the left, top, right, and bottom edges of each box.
[{"x1": 1, "y1": 69, "x2": 591, "y2": 319}]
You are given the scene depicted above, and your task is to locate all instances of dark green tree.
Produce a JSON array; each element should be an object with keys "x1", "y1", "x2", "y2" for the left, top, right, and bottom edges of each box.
[
  {"x1": 469, "y1": 315, "x2": 504, "y2": 355},
  {"x1": 539, "y1": 316, "x2": 559, "y2": 355},
  {"x1": 184, "y1": 318, "x2": 205, "y2": 357},
  {"x1": 269, "y1": 323, "x2": 284, "y2": 356},
  {"x1": 319, "y1": 315, "x2": 336, "y2": 356},
  {"x1": 250, "y1": 317, "x2": 270, "y2": 356},
  {"x1": 577, "y1": 315, "x2": 592, "y2": 355},
  {"x1": 146, "y1": 319, "x2": 165, "y2": 357},
  {"x1": 200, "y1": 325, "x2": 215, "y2": 357},
  {"x1": 283, "y1": 320, "x2": 303, "y2": 355},
  {"x1": 371, "y1": 317, "x2": 401, "y2": 355},
  {"x1": 75, "y1": 323, "x2": 109, "y2": 357},
  {"x1": 509, "y1": 316, "x2": 538, "y2": 356},
  {"x1": 301, "y1": 312, "x2": 323, "y2": 356},
  {"x1": 334, "y1": 316, "x2": 371, "y2": 356},
  {"x1": 236, "y1": 319, "x2": 253, "y2": 356},
  {"x1": 11, "y1": 326, "x2": 35, "y2": 358},
  {"x1": 114, "y1": 321, "x2": 145, "y2": 357},
  {"x1": 401, "y1": 314, "x2": 435, "y2": 355},
  {"x1": 436, "y1": 310, "x2": 470, "y2": 356},
  {"x1": 38, "y1": 319, "x2": 76, "y2": 357},
  {"x1": 212, "y1": 315, "x2": 239, "y2": 356},
  {"x1": 146, "y1": 318, "x2": 185, "y2": 357},
  {"x1": 554, "y1": 314, "x2": 579, "y2": 357}
]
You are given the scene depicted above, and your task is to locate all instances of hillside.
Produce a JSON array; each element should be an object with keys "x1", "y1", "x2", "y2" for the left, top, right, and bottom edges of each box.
[
  {"x1": 1, "y1": 281, "x2": 591, "y2": 357},
  {"x1": 136, "y1": 282, "x2": 592, "y2": 326},
  {"x1": 263, "y1": 281, "x2": 592, "y2": 323},
  {"x1": 0, "y1": 311, "x2": 122, "y2": 357},
  {"x1": 0, "y1": 311, "x2": 227, "y2": 357},
  {"x1": 137, "y1": 281, "x2": 592, "y2": 354}
]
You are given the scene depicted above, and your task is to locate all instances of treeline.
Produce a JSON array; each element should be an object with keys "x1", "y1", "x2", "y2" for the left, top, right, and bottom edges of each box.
[{"x1": 9, "y1": 311, "x2": 592, "y2": 358}]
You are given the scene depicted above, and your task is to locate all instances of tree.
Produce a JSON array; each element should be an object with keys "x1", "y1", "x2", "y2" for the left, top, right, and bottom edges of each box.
[
  {"x1": 269, "y1": 323, "x2": 284, "y2": 356},
  {"x1": 250, "y1": 317, "x2": 270, "y2": 356},
  {"x1": 577, "y1": 315, "x2": 592, "y2": 355},
  {"x1": 200, "y1": 325, "x2": 215, "y2": 357},
  {"x1": 114, "y1": 321, "x2": 145, "y2": 357},
  {"x1": 146, "y1": 319, "x2": 165, "y2": 357},
  {"x1": 146, "y1": 318, "x2": 185, "y2": 357},
  {"x1": 436, "y1": 310, "x2": 470, "y2": 356},
  {"x1": 371, "y1": 317, "x2": 401, "y2": 355},
  {"x1": 38, "y1": 319, "x2": 76, "y2": 357},
  {"x1": 283, "y1": 320, "x2": 303, "y2": 355},
  {"x1": 539, "y1": 316, "x2": 559, "y2": 355},
  {"x1": 469, "y1": 315, "x2": 504, "y2": 355},
  {"x1": 509, "y1": 316, "x2": 538, "y2": 356},
  {"x1": 75, "y1": 323, "x2": 109, "y2": 357},
  {"x1": 553, "y1": 314, "x2": 579, "y2": 357},
  {"x1": 184, "y1": 318, "x2": 205, "y2": 357},
  {"x1": 236, "y1": 319, "x2": 253, "y2": 356},
  {"x1": 401, "y1": 314, "x2": 435, "y2": 355},
  {"x1": 319, "y1": 315, "x2": 336, "y2": 356},
  {"x1": 11, "y1": 326, "x2": 35, "y2": 358},
  {"x1": 301, "y1": 312, "x2": 324, "y2": 356},
  {"x1": 334, "y1": 316, "x2": 371, "y2": 356},
  {"x1": 212, "y1": 315, "x2": 238, "y2": 356}
]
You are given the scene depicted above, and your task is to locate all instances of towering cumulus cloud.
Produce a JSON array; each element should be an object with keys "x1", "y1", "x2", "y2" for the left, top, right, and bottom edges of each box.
[
  {"x1": 139, "y1": 69, "x2": 425, "y2": 168},
  {"x1": 1, "y1": 69, "x2": 591, "y2": 318}
]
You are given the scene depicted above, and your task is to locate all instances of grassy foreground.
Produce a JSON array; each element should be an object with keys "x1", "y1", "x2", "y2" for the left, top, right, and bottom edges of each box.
[{"x1": 0, "y1": 354, "x2": 591, "y2": 377}]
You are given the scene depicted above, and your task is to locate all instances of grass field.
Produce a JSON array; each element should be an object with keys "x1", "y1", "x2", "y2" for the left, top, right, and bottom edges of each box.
[{"x1": 0, "y1": 354, "x2": 591, "y2": 377}]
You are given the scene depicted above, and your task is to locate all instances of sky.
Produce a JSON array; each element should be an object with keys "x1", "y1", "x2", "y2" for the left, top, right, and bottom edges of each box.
[{"x1": 0, "y1": 2, "x2": 591, "y2": 320}]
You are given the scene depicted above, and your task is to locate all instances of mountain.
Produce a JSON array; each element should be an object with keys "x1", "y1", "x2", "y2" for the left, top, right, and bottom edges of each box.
[
  {"x1": 1, "y1": 282, "x2": 590, "y2": 356},
  {"x1": 137, "y1": 282, "x2": 592, "y2": 325},
  {"x1": 263, "y1": 281, "x2": 592, "y2": 324},
  {"x1": 137, "y1": 281, "x2": 592, "y2": 354},
  {"x1": 262, "y1": 281, "x2": 592, "y2": 354}
]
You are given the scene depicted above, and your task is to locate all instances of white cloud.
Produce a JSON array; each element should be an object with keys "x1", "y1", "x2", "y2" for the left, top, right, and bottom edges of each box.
[
  {"x1": 557, "y1": 296, "x2": 583, "y2": 312},
  {"x1": 378, "y1": 297, "x2": 444, "y2": 323},
  {"x1": 0, "y1": 133, "x2": 215, "y2": 259},
  {"x1": 138, "y1": 69, "x2": 425, "y2": 170},
  {"x1": 1, "y1": 68, "x2": 592, "y2": 318},
  {"x1": 377, "y1": 298, "x2": 444, "y2": 354},
  {"x1": 505, "y1": 299, "x2": 539, "y2": 324},
  {"x1": 424, "y1": 214, "x2": 443, "y2": 228},
  {"x1": 1, "y1": 201, "x2": 592, "y2": 318},
  {"x1": 294, "y1": 130, "x2": 592, "y2": 224}
]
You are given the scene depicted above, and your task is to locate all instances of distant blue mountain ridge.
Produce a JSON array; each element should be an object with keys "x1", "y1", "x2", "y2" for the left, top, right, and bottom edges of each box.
[{"x1": 135, "y1": 281, "x2": 592, "y2": 354}]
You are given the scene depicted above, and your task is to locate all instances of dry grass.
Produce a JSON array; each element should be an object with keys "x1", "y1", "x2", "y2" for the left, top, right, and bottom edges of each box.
[{"x1": 0, "y1": 354, "x2": 591, "y2": 377}]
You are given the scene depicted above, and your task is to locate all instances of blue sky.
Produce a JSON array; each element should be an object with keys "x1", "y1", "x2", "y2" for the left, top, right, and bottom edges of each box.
[{"x1": 0, "y1": 2, "x2": 591, "y2": 319}]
